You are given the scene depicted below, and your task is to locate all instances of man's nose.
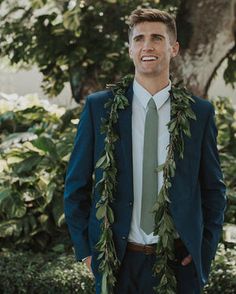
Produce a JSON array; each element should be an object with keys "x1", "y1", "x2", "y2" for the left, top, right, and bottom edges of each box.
[{"x1": 142, "y1": 40, "x2": 154, "y2": 51}]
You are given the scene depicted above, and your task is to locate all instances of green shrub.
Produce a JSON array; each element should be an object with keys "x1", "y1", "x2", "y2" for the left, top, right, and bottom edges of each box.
[
  {"x1": 204, "y1": 244, "x2": 236, "y2": 294},
  {"x1": 0, "y1": 245, "x2": 235, "y2": 294},
  {"x1": 213, "y1": 96, "x2": 236, "y2": 225},
  {"x1": 0, "y1": 93, "x2": 81, "y2": 250},
  {"x1": 0, "y1": 250, "x2": 95, "y2": 294}
]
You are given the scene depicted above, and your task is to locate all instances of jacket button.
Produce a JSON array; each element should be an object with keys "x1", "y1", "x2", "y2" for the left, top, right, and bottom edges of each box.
[
  {"x1": 129, "y1": 201, "x2": 133, "y2": 206},
  {"x1": 122, "y1": 236, "x2": 126, "y2": 240}
]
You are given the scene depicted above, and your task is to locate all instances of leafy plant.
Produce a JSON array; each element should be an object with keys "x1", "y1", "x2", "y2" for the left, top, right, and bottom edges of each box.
[
  {"x1": 213, "y1": 96, "x2": 236, "y2": 225},
  {"x1": 203, "y1": 244, "x2": 236, "y2": 294},
  {"x1": 0, "y1": 0, "x2": 133, "y2": 100},
  {"x1": 0, "y1": 93, "x2": 81, "y2": 250},
  {"x1": 0, "y1": 249, "x2": 95, "y2": 293},
  {"x1": 0, "y1": 244, "x2": 235, "y2": 294},
  {"x1": 1, "y1": 0, "x2": 235, "y2": 102}
]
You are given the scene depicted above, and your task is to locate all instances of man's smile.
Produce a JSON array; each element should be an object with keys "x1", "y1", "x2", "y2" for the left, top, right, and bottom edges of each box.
[{"x1": 141, "y1": 55, "x2": 158, "y2": 62}]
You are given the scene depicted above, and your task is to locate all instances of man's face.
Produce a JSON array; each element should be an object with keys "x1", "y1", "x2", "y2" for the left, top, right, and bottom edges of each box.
[{"x1": 129, "y1": 21, "x2": 179, "y2": 79}]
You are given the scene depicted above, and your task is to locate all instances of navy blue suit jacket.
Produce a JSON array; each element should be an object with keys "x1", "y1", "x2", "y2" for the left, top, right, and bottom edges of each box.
[{"x1": 64, "y1": 83, "x2": 226, "y2": 288}]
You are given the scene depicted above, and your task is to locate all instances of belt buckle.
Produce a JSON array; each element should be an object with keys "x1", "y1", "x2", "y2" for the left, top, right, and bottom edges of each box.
[{"x1": 143, "y1": 245, "x2": 152, "y2": 255}]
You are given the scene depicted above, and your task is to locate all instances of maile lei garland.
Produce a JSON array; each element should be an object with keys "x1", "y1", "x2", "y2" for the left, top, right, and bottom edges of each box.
[{"x1": 95, "y1": 74, "x2": 196, "y2": 294}]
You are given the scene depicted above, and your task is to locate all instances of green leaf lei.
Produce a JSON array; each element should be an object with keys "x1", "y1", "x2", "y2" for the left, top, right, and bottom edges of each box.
[{"x1": 95, "y1": 74, "x2": 196, "y2": 294}]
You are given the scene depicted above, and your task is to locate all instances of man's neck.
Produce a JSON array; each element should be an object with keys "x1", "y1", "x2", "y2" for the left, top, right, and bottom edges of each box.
[{"x1": 134, "y1": 74, "x2": 170, "y2": 96}]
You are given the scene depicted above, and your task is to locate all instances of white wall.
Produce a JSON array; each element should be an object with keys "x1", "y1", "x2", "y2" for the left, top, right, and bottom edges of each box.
[{"x1": 0, "y1": 63, "x2": 77, "y2": 109}]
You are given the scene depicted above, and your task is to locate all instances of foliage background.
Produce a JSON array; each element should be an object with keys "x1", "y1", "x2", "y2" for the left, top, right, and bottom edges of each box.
[
  {"x1": 0, "y1": 239, "x2": 235, "y2": 293},
  {"x1": 0, "y1": 94, "x2": 82, "y2": 250},
  {"x1": 0, "y1": 0, "x2": 235, "y2": 101},
  {"x1": 0, "y1": 0, "x2": 236, "y2": 293}
]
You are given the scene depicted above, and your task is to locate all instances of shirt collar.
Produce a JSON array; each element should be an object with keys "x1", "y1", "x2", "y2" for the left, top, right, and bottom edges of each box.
[{"x1": 133, "y1": 78, "x2": 171, "y2": 110}]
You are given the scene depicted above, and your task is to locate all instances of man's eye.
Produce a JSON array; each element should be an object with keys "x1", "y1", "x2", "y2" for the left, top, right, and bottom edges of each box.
[
  {"x1": 134, "y1": 36, "x2": 142, "y2": 41},
  {"x1": 154, "y1": 36, "x2": 162, "y2": 41}
]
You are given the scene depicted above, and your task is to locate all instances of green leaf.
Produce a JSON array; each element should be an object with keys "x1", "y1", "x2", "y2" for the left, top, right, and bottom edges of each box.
[
  {"x1": 0, "y1": 192, "x2": 26, "y2": 219},
  {"x1": 0, "y1": 219, "x2": 23, "y2": 238},
  {"x1": 160, "y1": 274, "x2": 168, "y2": 286},
  {"x1": 168, "y1": 120, "x2": 177, "y2": 132},
  {"x1": 31, "y1": 0, "x2": 47, "y2": 9},
  {"x1": 107, "y1": 205, "x2": 114, "y2": 223},
  {"x1": 0, "y1": 132, "x2": 37, "y2": 150},
  {"x1": 156, "y1": 163, "x2": 165, "y2": 172},
  {"x1": 63, "y1": 8, "x2": 81, "y2": 31},
  {"x1": 95, "y1": 154, "x2": 107, "y2": 168},
  {"x1": 23, "y1": 141, "x2": 45, "y2": 154},
  {"x1": 13, "y1": 155, "x2": 42, "y2": 174},
  {"x1": 51, "y1": 243, "x2": 65, "y2": 253},
  {"x1": 169, "y1": 164, "x2": 175, "y2": 177},
  {"x1": 45, "y1": 182, "x2": 57, "y2": 205},
  {"x1": 183, "y1": 125, "x2": 191, "y2": 137},
  {"x1": 12, "y1": 201, "x2": 27, "y2": 219},
  {"x1": 96, "y1": 205, "x2": 106, "y2": 220},
  {"x1": 101, "y1": 271, "x2": 108, "y2": 294},
  {"x1": 186, "y1": 109, "x2": 196, "y2": 120},
  {"x1": 162, "y1": 233, "x2": 168, "y2": 248},
  {"x1": 32, "y1": 137, "x2": 57, "y2": 156},
  {"x1": 37, "y1": 215, "x2": 50, "y2": 233},
  {"x1": 0, "y1": 159, "x2": 8, "y2": 173},
  {"x1": 6, "y1": 156, "x2": 24, "y2": 165},
  {"x1": 52, "y1": 194, "x2": 65, "y2": 227},
  {"x1": 0, "y1": 188, "x2": 12, "y2": 204}
]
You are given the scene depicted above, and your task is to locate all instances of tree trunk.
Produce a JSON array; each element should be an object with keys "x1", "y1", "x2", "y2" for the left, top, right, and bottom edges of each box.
[{"x1": 173, "y1": 0, "x2": 236, "y2": 97}]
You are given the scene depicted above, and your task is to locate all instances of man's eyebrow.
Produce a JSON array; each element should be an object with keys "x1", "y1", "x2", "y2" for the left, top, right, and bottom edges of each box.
[
  {"x1": 132, "y1": 33, "x2": 165, "y2": 40},
  {"x1": 133, "y1": 34, "x2": 144, "y2": 40},
  {"x1": 151, "y1": 33, "x2": 165, "y2": 39}
]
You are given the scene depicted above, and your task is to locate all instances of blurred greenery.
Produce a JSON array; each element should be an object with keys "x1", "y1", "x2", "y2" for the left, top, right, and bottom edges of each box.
[
  {"x1": 0, "y1": 244, "x2": 235, "y2": 293},
  {"x1": 0, "y1": 93, "x2": 81, "y2": 250},
  {"x1": 0, "y1": 249, "x2": 95, "y2": 293},
  {"x1": 213, "y1": 96, "x2": 236, "y2": 225},
  {"x1": 0, "y1": 0, "x2": 235, "y2": 101},
  {"x1": 0, "y1": 0, "x2": 235, "y2": 291},
  {"x1": 203, "y1": 244, "x2": 236, "y2": 294}
]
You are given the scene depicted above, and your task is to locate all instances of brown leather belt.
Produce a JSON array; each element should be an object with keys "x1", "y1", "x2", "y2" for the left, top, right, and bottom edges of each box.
[
  {"x1": 127, "y1": 242, "x2": 157, "y2": 255},
  {"x1": 127, "y1": 239, "x2": 185, "y2": 256}
]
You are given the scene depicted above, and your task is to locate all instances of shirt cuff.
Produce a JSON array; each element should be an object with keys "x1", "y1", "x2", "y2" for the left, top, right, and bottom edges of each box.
[{"x1": 82, "y1": 256, "x2": 89, "y2": 262}]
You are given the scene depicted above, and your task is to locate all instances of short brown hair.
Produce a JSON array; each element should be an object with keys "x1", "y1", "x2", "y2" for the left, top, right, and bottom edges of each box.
[{"x1": 128, "y1": 8, "x2": 177, "y2": 43}]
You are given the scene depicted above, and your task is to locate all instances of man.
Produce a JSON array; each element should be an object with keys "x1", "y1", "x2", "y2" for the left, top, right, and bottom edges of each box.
[{"x1": 64, "y1": 8, "x2": 226, "y2": 294}]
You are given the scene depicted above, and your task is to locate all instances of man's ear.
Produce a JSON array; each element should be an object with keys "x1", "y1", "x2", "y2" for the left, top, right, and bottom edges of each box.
[
  {"x1": 129, "y1": 47, "x2": 133, "y2": 59},
  {"x1": 171, "y1": 41, "x2": 179, "y2": 58}
]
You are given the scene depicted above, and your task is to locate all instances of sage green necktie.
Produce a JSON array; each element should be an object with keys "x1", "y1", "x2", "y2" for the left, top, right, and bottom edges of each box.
[{"x1": 140, "y1": 98, "x2": 158, "y2": 235}]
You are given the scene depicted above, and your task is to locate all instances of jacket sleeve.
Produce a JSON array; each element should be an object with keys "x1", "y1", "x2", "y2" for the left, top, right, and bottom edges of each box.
[
  {"x1": 200, "y1": 103, "x2": 227, "y2": 258},
  {"x1": 64, "y1": 96, "x2": 94, "y2": 261}
]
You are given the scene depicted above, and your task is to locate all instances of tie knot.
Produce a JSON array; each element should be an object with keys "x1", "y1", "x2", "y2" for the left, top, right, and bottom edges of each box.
[{"x1": 148, "y1": 98, "x2": 156, "y2": 110}]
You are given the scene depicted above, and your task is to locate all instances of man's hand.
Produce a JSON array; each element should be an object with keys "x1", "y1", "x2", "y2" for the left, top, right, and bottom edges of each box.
[
  {"x1": 83, "y1": 256, "x2": 92, "y2": 272},
  {"x1": 181, "y1": 254, "x2": 192, "y2": 266}
]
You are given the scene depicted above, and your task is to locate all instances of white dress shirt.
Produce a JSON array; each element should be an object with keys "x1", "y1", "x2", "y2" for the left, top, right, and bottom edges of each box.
[{"x1": 128, "y1": 79, "x2": 171, "y2": 244}]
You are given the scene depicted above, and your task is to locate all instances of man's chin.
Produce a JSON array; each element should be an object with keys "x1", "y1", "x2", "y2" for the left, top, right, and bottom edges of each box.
[{"x1": 139, "y1": 70, "x2": 161, "y2": 77}]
